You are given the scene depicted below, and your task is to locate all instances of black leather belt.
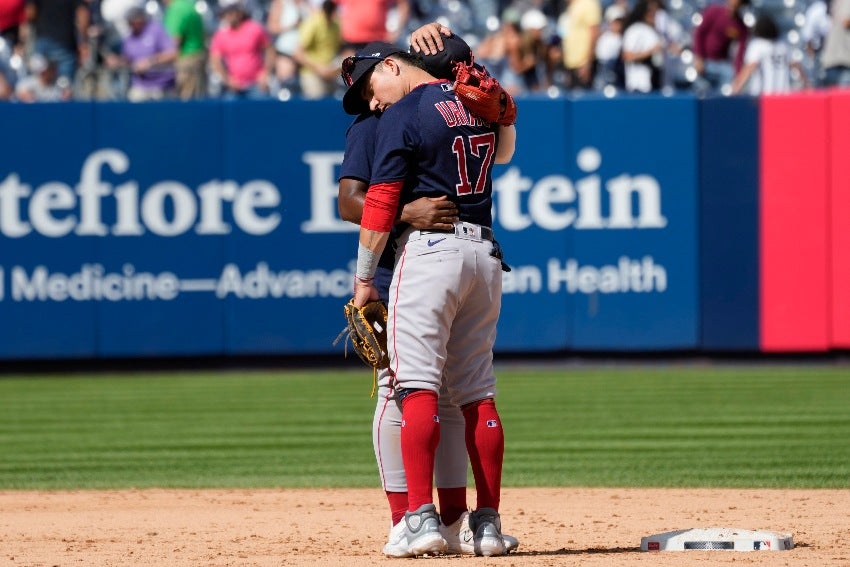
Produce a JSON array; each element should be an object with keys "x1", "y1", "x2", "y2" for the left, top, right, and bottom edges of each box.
[{"x1": 420, "y1": 222, "x2": 494, "y2": 241}]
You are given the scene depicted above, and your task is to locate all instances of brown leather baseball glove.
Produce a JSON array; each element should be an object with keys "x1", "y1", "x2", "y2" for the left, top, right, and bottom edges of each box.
[{"x1": 340, "y1": 298, "x2": 390, "y2": 371}]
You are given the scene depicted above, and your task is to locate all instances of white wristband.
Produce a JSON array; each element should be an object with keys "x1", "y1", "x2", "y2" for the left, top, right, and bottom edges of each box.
[{"x1": 356, "y1": 242, "x2": 379, "y2": 281}]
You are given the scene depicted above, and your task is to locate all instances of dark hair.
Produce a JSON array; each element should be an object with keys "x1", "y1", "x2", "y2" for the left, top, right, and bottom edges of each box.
[
  {"x1": 753, "y1": 14, "x2": 780, "y2": 40},
  {"x1": 125, "y1": 6, "x2": 147, "y2": 21},
  {"x1": 624, "y1": 0, "x2": 663, "y2": 29},
  {"x1": 388, "y1": 50, "x2": 427, "y2": 70}
]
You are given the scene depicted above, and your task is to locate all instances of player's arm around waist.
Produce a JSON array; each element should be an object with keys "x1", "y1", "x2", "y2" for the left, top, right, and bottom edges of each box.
[{"x1": 340, "y1": 177, "x2": 458, "y2": 230}]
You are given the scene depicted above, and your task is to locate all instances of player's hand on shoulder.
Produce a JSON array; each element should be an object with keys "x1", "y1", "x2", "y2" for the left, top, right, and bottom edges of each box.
[{"x1": 400, "y1": 196, "x2": 458, "y2": 230}]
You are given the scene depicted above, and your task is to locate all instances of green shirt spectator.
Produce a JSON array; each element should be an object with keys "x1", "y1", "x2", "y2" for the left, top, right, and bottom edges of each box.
[
  {"x1": 163, "y1": 0, "x2": 207, "y2": 99},
  {"x1": 164, "y1": 0, "x2": 205, "y2": 57}
]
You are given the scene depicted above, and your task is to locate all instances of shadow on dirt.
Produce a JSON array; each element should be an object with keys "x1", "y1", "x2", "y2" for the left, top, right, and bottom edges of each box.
[{"x1": 514, "y1": 546, "x2": 640, "y2": 556}]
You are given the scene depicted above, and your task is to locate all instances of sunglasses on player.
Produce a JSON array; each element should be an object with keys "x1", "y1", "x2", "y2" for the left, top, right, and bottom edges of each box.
[{"x1": 340, "y1": 55, "x2": 385, "y2": 87}]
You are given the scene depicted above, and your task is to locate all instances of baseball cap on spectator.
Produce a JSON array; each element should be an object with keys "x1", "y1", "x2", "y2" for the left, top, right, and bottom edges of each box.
[
  {"x1": 604, "y1": 4, "x2": 626, "y2": 22},
  {"x1": 341, "y1": 42, "x2": 404, "y2": 115},
  {"x1": 520, "y1": 9, "x2": 548, "y2": 31},
  {"x1": 501, "y1": 6, "x2": 522, "y2": 25},
  {"x1": 218, "y1": 0, "x2": 246, "y2": 13},
  {"x1": 416, "y1": 33, "x2": 472, "y2": 80}
]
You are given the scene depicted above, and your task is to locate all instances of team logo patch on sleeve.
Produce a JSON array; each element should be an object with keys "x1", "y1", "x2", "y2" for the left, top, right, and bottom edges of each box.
[{"x1": 486, "y1": 419, "x2": 499, "y2": 427}]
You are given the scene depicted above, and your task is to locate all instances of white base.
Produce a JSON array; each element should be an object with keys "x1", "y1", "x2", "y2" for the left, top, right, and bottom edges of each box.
[{"x1": 641, "y1": 528, "x2": 793, "y2": 551}]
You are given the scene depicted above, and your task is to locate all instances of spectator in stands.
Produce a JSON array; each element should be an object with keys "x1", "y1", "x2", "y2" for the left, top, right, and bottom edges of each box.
[
  {"x1": 266, "y1": 0, "x2": 311, "y2": 92},
  {"x1": 100, "y1": 0, "x2": 141, "y2": 41},
  {"x1": 294, "y1": 0, "x2": 340, "y2": 99},
  {"x1": 731, "y1": 13, "x2": 809, "y2": 94},
  {"x1": 561, "y1": 0, "x2": 602, "y2": 90},
  {"x1": 509, "y1": 8, "x2": 552, "y2": 92},
  {"x1": 594, "y1": 3, "x2": 626, "y2": 90},
  {"x1": 209, "y1": 0, "x2": 275, "y2": 99},
  {"x1": 800, "y1": 0, "x2": 831, "y2": 85},
  {"x1": 111, "y1": 7, "x2": 176, "y2": 101},
  {"x1": 72, "y1": 0, "x2": 134, "y2": 101},
  {"x1": 821, "y1": 0, "x2": 850, "y2": 86},
  {"x1": 15, "y1": 53, "x2": 73, "y2": 101},
  {"x1": 621, "y1": 0, "x2": 664, "y2": 92},
  {"x1": 163, "y1": 0, "x2": 207, "y2": 99},
  {"x1": 477, "y1": 14, "x2": 525, "y2": 95},
  {"x1": 0, "y1": 0, "x2": 25, "y2": 48},
  {"x1": 0, "y1": 35, "x2": 15, "y2": 99},
  {"x1": 336, "y1": 0, "x2": 409, "y2": 53},
  {"x1": 692, "y1": 0, "x2": 749, "y2": 93},
  {"x1": 653, "y1": 2, "x2": 685, "y2": 90},
  {"x1": 25, "y1": 0, "x2": 90, "y2": 85}
]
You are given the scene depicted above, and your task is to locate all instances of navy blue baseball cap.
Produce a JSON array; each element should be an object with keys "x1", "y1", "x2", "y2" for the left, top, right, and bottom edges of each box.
[
  {"x1": 417, "y1": 33, "x2": 472, "y2": 80},
  {"x1": 341, "y1": 42, "x2": 404, "y2": 115}
]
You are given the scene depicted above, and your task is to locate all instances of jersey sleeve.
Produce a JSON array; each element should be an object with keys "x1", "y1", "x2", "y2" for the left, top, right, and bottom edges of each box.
[
  {"x1": 339, "y1": 114, "x2": 378, "y2": 183},
  {"x1": 744, "y1": 39, "x2": 767, "y2": 65}
]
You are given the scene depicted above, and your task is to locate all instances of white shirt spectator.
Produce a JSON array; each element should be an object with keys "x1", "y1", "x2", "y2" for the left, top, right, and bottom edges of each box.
[
  {"x1": 622, "y1": 21, "x2": 662, "y2": 92},
  {"x1": 742, "y1": 37, "x2": 792, "y2": 94},
  {"x1": 596, "y1": 29, "x2": 622, "y2": 61},
  {"x1": 801, "y1": 0, "x2": 831, "y2": 52}
]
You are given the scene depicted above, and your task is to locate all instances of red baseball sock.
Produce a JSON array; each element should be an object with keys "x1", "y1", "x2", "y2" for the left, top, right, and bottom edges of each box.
[
  {"x1": 462, "y1": 398, "x2": 504, "y2": 511},
  {"x1": 386, "y1": 491, "x2": 408, "y2": 526},
  {"x1": 437, "y1": 486, "x2": 467, "y2": 527},
  {"x1": 401, "y1": 390, "x2": 440, "y2": 512}
]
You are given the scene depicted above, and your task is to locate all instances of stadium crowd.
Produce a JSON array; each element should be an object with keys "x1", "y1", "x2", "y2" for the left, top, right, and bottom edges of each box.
[{"x1": 0, "y1": 0, "x2": 847, "y2": 102}]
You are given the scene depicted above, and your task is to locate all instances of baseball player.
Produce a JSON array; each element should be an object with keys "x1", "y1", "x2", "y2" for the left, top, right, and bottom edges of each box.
[
  {"x1": 338, "y1": 24, "x2": 518, "y2": 557},
  {"x1": 343, "y1": 39, "x2": 516, "y2": 557}
]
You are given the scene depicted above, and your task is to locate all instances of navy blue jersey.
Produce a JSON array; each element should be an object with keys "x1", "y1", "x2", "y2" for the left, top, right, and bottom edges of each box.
[
  {"x1": 339, "y1": 113, "x2": 397, "y2": 271},
  {"x1": 371, "y1": 81, "x2": 500, "y2": 228},
  {"x1": 339, "y1": 113, "x2": 378, "y2": 183}
]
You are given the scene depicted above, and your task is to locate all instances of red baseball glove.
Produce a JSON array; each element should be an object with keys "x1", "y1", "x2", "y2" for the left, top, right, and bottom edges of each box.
[{"x1": 453, "y1": 60, "x2": 517, "y2": 126}]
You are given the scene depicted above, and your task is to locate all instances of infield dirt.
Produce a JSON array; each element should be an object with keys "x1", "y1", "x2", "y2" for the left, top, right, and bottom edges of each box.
[{"x1": 1, "y1": 487, "x2": 847, "y2": 566}]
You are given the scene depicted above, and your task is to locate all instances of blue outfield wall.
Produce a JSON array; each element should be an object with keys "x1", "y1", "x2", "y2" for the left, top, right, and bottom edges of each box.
[
  {"x1": 698, "y1": 96, "x2": 760, "y2": 351},
  {"x1": 0, "y1": 96, "x2": 745, "y2": 360},
  {"x1": 567, "y1": 95, "x2": 698, "y2": 350}
]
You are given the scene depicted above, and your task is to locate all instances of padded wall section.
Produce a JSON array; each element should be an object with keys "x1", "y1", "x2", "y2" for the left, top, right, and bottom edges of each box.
[
  {"x1": 699, "y1": 96, "x2": 760, "y2": 350},
  {"x1": 759, "y1": 94, "x2": 829, "y2": 352}
]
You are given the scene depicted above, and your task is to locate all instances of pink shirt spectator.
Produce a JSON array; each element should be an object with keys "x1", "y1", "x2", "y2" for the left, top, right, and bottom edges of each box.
[
  {"x1": 693, "y1": 4, "x2": 748, "y2": 71},
  {"x1": 337, "y1": 0, "x2": 393, "y2": 44},
  {"x1": 210, "y1": 18, "x2": 270, "y2": 89}
]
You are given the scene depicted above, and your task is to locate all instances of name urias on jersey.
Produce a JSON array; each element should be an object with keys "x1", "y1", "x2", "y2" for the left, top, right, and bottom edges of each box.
[{"x1": 434, "y1": 98, "x2": 489, "y2": 128}]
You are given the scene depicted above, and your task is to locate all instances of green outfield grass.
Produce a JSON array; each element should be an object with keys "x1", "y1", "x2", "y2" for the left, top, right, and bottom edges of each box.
[{"x1": 0, "y1": 366, "x2": 848, "y2": 489}]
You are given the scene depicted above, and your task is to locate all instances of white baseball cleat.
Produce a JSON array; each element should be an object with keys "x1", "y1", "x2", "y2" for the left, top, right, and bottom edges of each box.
[
  {"x1": 382, "y1": 520, "x2": 413, "y2": 558},
  {"x1": 392, "y1": 503, "x2": 447, "y2": 557},
  {"x1": 440, "y1": 510, "x2": 519, "y2": 555},
  {"x1": 469, "y1": 507, "x2": 507, "y2": 556}
]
